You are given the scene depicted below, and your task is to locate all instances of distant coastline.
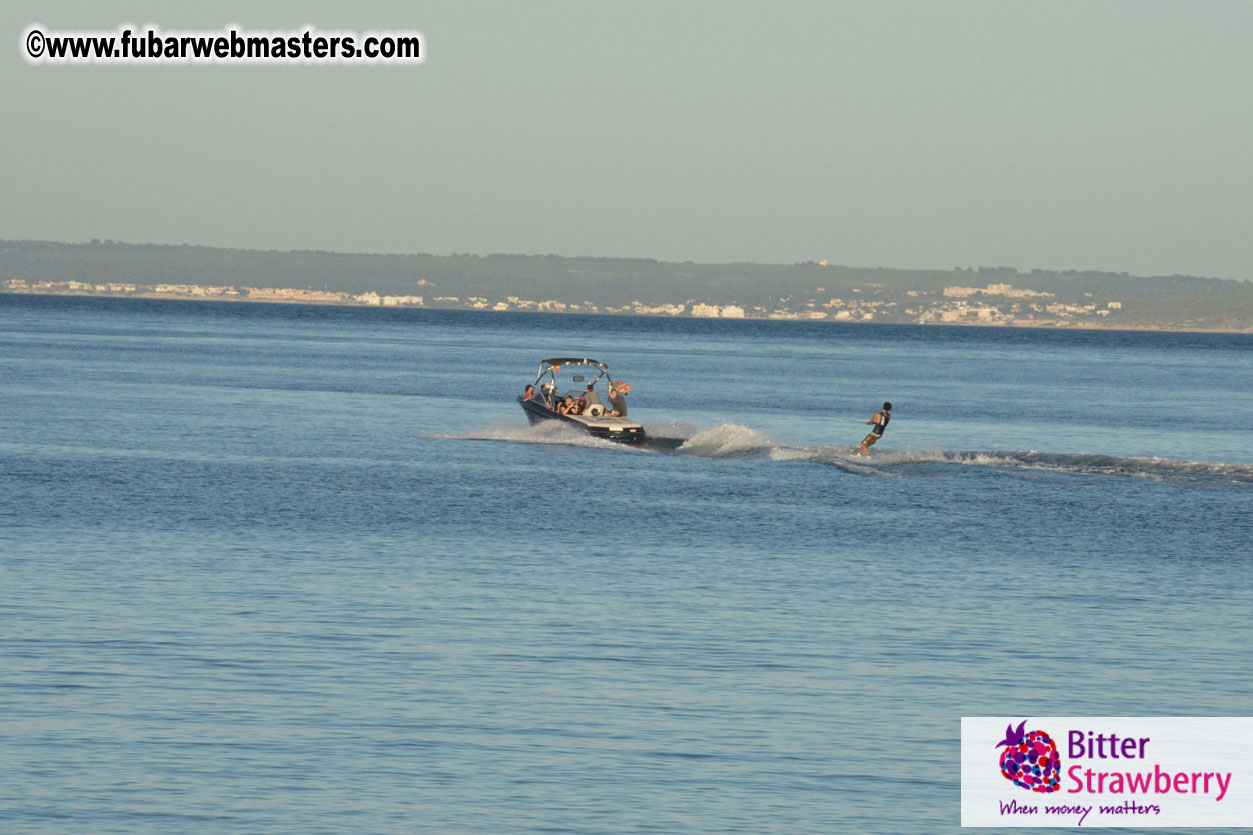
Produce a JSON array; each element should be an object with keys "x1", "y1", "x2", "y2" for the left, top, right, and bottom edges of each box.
[
  {"x1": 5, "y1": 289, "x2": 1251, "y2": 335},
  {"x1": 2, "y1": 239, "x2": 1250, "y2": 333}
]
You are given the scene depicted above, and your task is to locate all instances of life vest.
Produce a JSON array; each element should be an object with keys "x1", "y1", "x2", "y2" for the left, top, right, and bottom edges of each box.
[{"x1": 872, "y1": 410, "x2": 890, "y2": 436}]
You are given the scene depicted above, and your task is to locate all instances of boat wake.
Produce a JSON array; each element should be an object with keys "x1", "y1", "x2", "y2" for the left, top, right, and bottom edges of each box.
[
  {"x1": 653, "y1": 423, "x2": 1253, "y2": 487},
  {"x1": 440, "y1": 420, "x2": 1253, "y2": 487},
  {"x1": 431, "y1": 420, "x2": 632, "y2": 451}
]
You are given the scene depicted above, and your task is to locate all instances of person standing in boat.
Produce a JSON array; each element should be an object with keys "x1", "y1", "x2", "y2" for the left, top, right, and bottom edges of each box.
[
  {"x1": 859, "y1": 402, "x2": 892, "y2": 456},
  {"x1": 606, "y1": 386, "x2": 627, "y2": 418}
]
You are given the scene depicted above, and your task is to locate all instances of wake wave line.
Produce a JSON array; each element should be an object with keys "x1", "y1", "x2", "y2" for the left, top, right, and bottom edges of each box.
[{"x1": 437, "y1": 421, "x2": 1253, "y2": 487}]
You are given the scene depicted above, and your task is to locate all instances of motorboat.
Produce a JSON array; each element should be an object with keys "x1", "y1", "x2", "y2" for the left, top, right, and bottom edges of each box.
[{"x1": 518, "y1": 358, "x2": 645, "y2": 444}]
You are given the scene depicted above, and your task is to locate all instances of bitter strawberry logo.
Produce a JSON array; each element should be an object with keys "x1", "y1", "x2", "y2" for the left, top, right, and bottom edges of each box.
[{"x1": 996, "y1": 720, "x2": 1061, "y2": 793}]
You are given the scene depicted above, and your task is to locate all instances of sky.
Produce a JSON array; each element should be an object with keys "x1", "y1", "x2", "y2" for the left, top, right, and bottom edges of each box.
[{"x1": 3, "y1": 1, "x2": 1252, "y2": 280}]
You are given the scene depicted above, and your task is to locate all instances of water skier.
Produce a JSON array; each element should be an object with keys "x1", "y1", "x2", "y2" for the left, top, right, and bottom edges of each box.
[{"x1": 859, "y1": 402, "x2": 892, "y2": 456}]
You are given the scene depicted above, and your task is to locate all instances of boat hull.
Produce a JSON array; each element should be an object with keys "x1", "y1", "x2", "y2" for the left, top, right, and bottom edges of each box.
[{"x1": 518, "y1": 396, "x2": 646, "y2": 444}]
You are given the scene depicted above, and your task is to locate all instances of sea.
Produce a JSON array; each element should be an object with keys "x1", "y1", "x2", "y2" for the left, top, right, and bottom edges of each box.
[{"x1": 1, "y1": 293, "x2": 1250, "y2": 834}]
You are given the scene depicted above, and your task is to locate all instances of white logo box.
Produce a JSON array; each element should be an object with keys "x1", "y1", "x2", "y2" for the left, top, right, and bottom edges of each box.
[{"x1": 961, "y1": 717, "x2": 1253, "y2": 828}]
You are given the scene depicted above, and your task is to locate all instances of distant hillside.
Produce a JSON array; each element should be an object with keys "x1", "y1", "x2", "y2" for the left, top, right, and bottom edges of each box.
[{"x1": 1, "y1": 239, "x2": 1250, "y2": 331}]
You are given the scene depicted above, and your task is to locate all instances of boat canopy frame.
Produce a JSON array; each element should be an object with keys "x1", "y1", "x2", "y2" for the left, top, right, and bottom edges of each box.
[{"x1": 532, "y1": 358, "x2": 612, "y2": 391}]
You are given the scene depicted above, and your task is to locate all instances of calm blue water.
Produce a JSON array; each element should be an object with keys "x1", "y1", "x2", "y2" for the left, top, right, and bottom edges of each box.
[{"x1": 2, "y1": 294, "x2": 1251, "y2": 834}]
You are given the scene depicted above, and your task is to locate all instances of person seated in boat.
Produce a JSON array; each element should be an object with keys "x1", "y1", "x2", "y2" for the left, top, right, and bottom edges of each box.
[
  {"x1": 557, "y1": 395, "x2": 577, "y2": 415},
  {"x1": 574, "y1": 396, "x2": 587, "y2": 415},
  {"x1": 523, "y1": 384, "x2": 536, "y2": 400},
  {"x1": 582, "y1": 383, "x2": 604, "y2": 411},
  {"x1": 606, "y1": 386, "x2": 627, "y2": 418}
]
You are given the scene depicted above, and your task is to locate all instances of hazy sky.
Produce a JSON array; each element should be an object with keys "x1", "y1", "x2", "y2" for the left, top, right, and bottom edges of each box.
[{"x1": 3, "y1": 1, "x2": 1251, "y2": 279}]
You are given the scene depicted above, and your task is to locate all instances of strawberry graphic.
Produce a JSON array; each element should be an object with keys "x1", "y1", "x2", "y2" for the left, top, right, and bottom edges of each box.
[{"x1": 996, "y1": 720, "x2": 1061, "y2": 793}]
